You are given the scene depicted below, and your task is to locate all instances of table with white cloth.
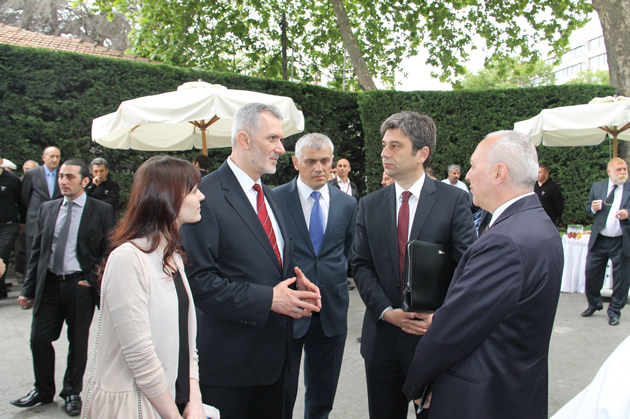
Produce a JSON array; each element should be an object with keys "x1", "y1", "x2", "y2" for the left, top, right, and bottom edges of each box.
[{"x1": 561, "y1": 234, "x2": 613, "y2": 296}]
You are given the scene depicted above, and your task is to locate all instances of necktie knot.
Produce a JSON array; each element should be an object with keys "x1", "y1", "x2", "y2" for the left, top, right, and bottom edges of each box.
[
  {"x1": 402, "y1": 191, "x2": 412, "y2": 203},
  {"x1": 311, "y1": 191, "x2": 321, "y2": 202}
]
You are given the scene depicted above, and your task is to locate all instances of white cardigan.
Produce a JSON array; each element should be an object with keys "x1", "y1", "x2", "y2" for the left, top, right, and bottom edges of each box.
[{"x1": 84, "y1": 238, "x2": 199, "y2": 418}]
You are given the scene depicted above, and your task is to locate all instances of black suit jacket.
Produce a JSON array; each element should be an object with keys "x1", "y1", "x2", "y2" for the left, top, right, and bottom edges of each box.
[
  {"x1": 20, "y1": 195, "x2": 115, "y2": 314},
  {"x1": 586, "y1": 179, "x2": 630, "y2": 256},
  {"x1": 403, "y1": 194, "x2": 563, "y2": 418},
  {"x1": 180, "y1": 161, "x2": 295, "y2": 387},
  {"x1": 328, "y1": 178, "x2": 358, "y2": 199},
  {"x1": 21, "y1": 166, "x2": 62, "y2": 238},
  {"x1": 274, "y1": 179, "x2": 357, "y2": 338},
  {"x1": 352, "y1": 178, "x2": 475, "y2": 363}
]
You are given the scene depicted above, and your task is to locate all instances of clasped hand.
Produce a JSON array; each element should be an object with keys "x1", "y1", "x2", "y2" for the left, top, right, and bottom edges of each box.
[
  {"x1": 271, "y1": 267, "x2": 321, "y2": 318},
  {"x1": 383, "y1": 309, "x2": 433, "y2": 335}
]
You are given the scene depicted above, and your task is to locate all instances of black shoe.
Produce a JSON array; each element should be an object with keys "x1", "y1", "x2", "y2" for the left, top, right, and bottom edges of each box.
[
  {"x1": 609, "y1": 316, "x2": 620, "y2": 326},
  {"x1": 581, "y1": 307, "x2": 599, "y2": 317},
  {"x1": 64, "y1": 395, "x2": 81, "y2": 416},
  {"x1": 10, "y1": 389, "x2": 53, "y2": 407}
]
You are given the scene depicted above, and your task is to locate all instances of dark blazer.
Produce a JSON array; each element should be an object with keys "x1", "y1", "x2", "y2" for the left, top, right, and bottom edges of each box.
[
  {"x1": 352, "y1": 178, "x2": 475, "y2": 363},
  {"x1": 328, "y1": 178, "x2": 358, "y2": 199},
  {"x1": 85, "y1": 178, "x2": 120, "y2": 210},
  {"x1": 403, "y1": 194, "x2": 563, "y2": 418},
  {"x1": 20, "y1": 195, "x2": 115, "y2": 314},
  {"x1": 274, "y1": 179, "x2": 357, "y2": 338},
  {"x1": 586, "y1": 179, "x2": 630, "y2": 256},
  {"x1": 21, "y1": 165, "x2": 61, "y2": 238},
  {"x1": 180, "y1": 162, "x2": 295, "y2": 387}
]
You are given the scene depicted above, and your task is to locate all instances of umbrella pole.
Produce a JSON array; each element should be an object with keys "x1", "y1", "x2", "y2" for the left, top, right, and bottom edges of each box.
[
  {"x1": 613, "y1": 133, "x2": 618, "y2": 158},
  {"x1": 201, "y1": 120, "x2": 208, "y2": 156}
]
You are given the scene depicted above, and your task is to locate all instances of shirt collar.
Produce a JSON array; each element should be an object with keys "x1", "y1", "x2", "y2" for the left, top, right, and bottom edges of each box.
[
  {"x1": 63, "y1": 191, "x2": 87, "y2": 208},
  {"x1": 44, "y1": 166, "x2": 57, "y2": 176},
  {"x1": 297, "y1": 176, "x2": 330, "y2": 203},
  {"x1": 488, "y1": 192, "x2": 533, "y2": 228},
  {"x1": 227, "y1": 157, "x2": 260, "y2": 192},
  {"x1": 394, "y1": 173, "x2": 425, "y2": 201}
]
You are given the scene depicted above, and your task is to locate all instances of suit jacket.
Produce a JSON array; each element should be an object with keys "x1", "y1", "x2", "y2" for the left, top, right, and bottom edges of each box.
[
  {"x1": 20, "y1": 195, "x2": 115, "y2": 314},
  {"x1": 180, "y1": 161, "x2": 295, "y2": 387},
  {"x1": 274, "y1": 179, "x2": 357, "y2": 338},
  {"x1": 352, "y1": 178, "x2": 475, "y2": 363},
  {"x1": 585, "y1": 179, "x2": 630, "y2": 256},
  {"x1": 328, "y1": 178, "x2": 358, "y2": 199},
  {"x1": 21, "y1": 165, "x2": 62, "y2": 238},
  {"x1": 403, "y1": 194, "x2": 563, "y2": 418},
  {"x1": 85, "y1": 178, "x2": 120, "y2": 210}
]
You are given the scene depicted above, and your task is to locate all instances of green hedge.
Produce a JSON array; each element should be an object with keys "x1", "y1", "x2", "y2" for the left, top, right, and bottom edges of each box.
[
  {"x1": 358, "y1": 85, "x2": 617, "y2": 225},
  {"x1": 0, "y1": 43, "x2": 618, "y2": 225},
  {"x1": 0, "y1": 44, "x2": 363, "y2": 207}
]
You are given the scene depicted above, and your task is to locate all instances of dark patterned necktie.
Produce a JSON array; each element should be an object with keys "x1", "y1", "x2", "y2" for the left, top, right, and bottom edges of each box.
[
  {"x1": 253, "y1": 184, "x2": 282, "y2": 268},
  {"x1": 397, "y1": 191, "x2": 412, "y2": 290},
  {"x1": 52, "y1": 201, "x2": 74, "y2": 274}
]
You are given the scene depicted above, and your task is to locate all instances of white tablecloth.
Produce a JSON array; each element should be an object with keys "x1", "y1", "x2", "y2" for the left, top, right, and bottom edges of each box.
[{"x1": 561, "y1": 234, "x2": 612, "y2": 294}]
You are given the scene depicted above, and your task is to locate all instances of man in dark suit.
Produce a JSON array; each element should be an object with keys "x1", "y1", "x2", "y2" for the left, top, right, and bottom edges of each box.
[
  {"x1": 84, "y1": 157, "x2": 120, "y2": 211},
  {"x1": 534, "y1": 163, "x2": 564, "y2": 226},
  {"x1": 180, "y1": 103, "x2": 321, "y2": 419},
  {"x1": 21, "y1": 147, "x2": 62, "y2": 262},
  {"x1": 11, "y1": 160, "x2": 115, "y2": 416},
  {"x1": 582, "y1": 157, "x2": 630, "y2": 326},
  {"x1": 328, "y1": 158, "x2": 358, "y2": 199},
  {"x1": 403, "y1": 130, "x2": 563, "y2": 418},
  {"x1": 352, "y1": 111, "x2": 475, "y2": 419},
  {"x1": 275, "y1": 133, "x2": 357, "y2": 419}
]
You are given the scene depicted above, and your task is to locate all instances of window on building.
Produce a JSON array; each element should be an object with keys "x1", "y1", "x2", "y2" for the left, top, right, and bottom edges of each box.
[
  {"x1": 589, "y1": 53, "x2": 607, "y2": 69},
  {"x1": 589, "y1": 36, "x2": 604, "y2": 50},
  {"x1": 555, "y1": 63, "x2": 585, "y2": 80},
  {"x1": 564, "y1": 46, "x2": 584, "y2": 61}
]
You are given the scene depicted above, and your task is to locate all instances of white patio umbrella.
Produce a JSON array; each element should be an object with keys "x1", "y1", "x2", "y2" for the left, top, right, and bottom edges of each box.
[
  {"x1": 514, "y1": 95, "x2": 630, "y2": 158},
  {"x1": 92, "y1": 81, "x2": 305, "y2": 155}
]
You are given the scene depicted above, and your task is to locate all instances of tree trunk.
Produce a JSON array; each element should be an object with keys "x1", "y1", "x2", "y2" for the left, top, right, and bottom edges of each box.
[
  {"x1": 593, "y1": 0, "x2": 630, "y2": 96},
  {"x1": 330, "y1": 0, "x2": 377, "y2": 91}
]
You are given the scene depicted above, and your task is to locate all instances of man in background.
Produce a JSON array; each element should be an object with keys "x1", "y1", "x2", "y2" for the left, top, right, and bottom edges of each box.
[
  {"x1": 381, "y1": 171, "x2": 394, "y2": 187},
  {"x1": 534, "y1": 163, "x2": 564, "y2": 227},
  {"x1": 582, "y1": 158, "x2": 630, "y2": 326},
  {"x1": 193, "y1": 154, "x2": 211, "y2": 177},
  {"x1": 404, "y1": 130, "x2": 563, "y2": 418},
  {"x1": 442, "y1": 164, "x2": 469, "y2": 193},
  {"x1": 84, "y1": 158, "x2": 119, "y2": 211},
  {"x1": 329, "y1": 158, "x2": 358, "y2": 199},
  {"x1": 12, "y1": 160, "x2": 115, "y2": 416},
  {"x1": 275, "y1": 133, "x2": 357, "y2": 419}
]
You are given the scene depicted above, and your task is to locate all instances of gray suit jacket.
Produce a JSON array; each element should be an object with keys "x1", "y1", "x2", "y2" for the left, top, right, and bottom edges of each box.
[
  {"x1": 585, "y1": 179, "x2": 630, "y2": 256},
  {"x1": 21, "y1": 165, "x2": 61, "y2": 238},
  {"x1": 274, "y1": 179, "x2": 357, "y2": 338}
]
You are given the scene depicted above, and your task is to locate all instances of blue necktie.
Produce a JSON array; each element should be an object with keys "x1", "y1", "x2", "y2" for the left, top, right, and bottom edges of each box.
[{"x1": 309, "y1": 191, "x2": 324, "y2": 255}]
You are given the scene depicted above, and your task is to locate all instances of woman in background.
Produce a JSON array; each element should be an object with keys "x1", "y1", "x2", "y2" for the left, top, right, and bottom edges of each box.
[{"x1": 83, "y1": 156, "x2": 210, "y2": 419}]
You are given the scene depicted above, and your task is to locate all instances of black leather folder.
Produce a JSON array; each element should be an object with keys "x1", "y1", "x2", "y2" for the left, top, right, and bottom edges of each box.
[{"x1": 401, "y1": 240, "x2": 456, "y2": 312}]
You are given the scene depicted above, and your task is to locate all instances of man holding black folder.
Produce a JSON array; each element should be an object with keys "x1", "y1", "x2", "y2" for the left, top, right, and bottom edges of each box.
[
  {"x1": 352, "y1": 111, "x2": 475, "y2": 419},
  {"x1": 403, "y1": 131, "x2": 563, "y2": 418}
]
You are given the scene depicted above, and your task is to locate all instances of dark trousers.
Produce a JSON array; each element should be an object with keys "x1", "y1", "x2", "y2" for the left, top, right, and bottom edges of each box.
[
  {"x1": 283, "y1": 315, "x2": 346, "y2": 419},
  {"x1": 585, "y1": 235, "x2": 630, "y2": 317},
  {"x1": 30, "y1": 274, "x2": 95, "y2": 398},
  {"x1": 200, "y1": 372, "x2": 284, "y2": 419},
  {"x1": 364, "y1": 339, "x2": 427, "y2": 419},
  {"x1": 0, "y1": 222, "x2": 19, "y2": 295},
  {"x1": 14, "y1": 230, "x2": 27, "y2": 274}
]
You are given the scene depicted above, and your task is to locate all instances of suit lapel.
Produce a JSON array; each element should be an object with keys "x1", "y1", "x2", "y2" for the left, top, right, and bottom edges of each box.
[
  {"x1": 320, "y1": 184, "x2": 340, "y2": 255},
  {"x1": 621, "y1": 182, "x2": 630, "y2": 209},
  {"x1": 380, "y1": 186, "x2": 399, "y2": 279},
  {"x1": 219, "y1": 164, "x2": 282, "y2": 273},
  {"x1": 409, "y1": 178, "x2": 437, "y2": 240}
]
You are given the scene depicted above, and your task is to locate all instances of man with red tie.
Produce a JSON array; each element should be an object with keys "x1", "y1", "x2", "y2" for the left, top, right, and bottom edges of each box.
[
  {"x1": 180, "y1": 103, "x2": 321, "y2": 419},
  {"x1": 352, "y1": 111, "x2": 475, "y2": 418}
]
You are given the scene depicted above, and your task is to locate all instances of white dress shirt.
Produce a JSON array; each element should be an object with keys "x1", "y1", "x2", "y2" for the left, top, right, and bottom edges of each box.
[
  {"x1": 296, "y1": 177, "x2": 330, "y2": 232},
  {"x1": 441, "y1": 178, "x2": 469, "y2": 193},
  {"x1": 226, "y1": 157, "x2": 284, "y2": 261},
  {"x1": 488, "y1": 193, "x2": 534, "y2": 229},
  {"x1": 394, "y1": 174, "x2": 425, "y2": 240},
  {"x1": 600, "y1": 180, "x2": 623, "y2": 238},
  {"x1": 48, "y1": 192, "x2": 86, "y2": 274},
  {"x1": 337, "y1": 177, "x2": 353, "y2": 195}
]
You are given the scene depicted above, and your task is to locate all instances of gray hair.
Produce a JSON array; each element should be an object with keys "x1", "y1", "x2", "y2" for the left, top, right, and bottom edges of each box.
[
  {"x1": 380, "y1": 111, "x2": 436, "y2": 166},
  {"x1": 295, "y1": 133, "x2": 334, "y2": 160},
  {"x1": 90, "y1": 157, "x2": 109, "y2": 169},
  {"x1": 447, "y1": 164, "x2": 461, "y2": 173},
  {"x1": 231, "y1": 103, "x2": 283, "y2": 148},
  {"x1": 485, "y1": 130, "x2": 538, "y2": 188}
]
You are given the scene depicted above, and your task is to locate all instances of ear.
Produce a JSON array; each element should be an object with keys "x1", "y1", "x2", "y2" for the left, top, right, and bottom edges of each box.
[
  {"x1": 416, "y1": 146, "x2": 430, "y2": 166},
  {"x1": 236, "y1": 131, "x2": 251, "y2": 150},
  {"x1": 494, "y1": 163, "x2": 509, "y2": 185},
  {"x1": 291, "y1": 155, "x2": 299, "y2": 171},
  {"x1": 81, "y1": 176, "x2": 90, "y2": 188}
]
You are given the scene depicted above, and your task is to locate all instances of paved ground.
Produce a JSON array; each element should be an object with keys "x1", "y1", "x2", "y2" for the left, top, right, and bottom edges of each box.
[{"x1": 1, "y1": 274, "x2": 629, "y2": 418}]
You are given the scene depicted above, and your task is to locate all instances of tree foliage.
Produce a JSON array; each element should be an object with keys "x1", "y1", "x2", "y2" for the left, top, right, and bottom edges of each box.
[
  {"x1": 86, "y1": 0, "x2": 595, "y2": 89},
  {"x1": 455, "y1": 57, "x2": 556, "y2": 90},
  {"x1": 565, "y1": 69, "x2": 611, "y2": 86}
]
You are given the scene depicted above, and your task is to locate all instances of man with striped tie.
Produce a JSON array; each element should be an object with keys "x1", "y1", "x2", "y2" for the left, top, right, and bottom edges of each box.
[
  {"x1": 274, "y1": 133, "x2": 357, "y2": 419},
  {"x1": 180, "y1": 103, "x2": 321, "y2": 419}
]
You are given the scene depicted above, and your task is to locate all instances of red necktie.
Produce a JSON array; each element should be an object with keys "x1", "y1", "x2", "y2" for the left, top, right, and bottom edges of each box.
[
  {"x1": 398, "y1": 191, "x2": 412, "y2": 290},
  {"x1": 253, "y1": 184, "x2": 282, "y2": 268}
]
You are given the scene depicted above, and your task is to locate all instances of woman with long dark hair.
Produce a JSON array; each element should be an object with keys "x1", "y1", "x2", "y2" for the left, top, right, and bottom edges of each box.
[{"x1": 83, "y1": 156, "x2": 214, "y2": 419}]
